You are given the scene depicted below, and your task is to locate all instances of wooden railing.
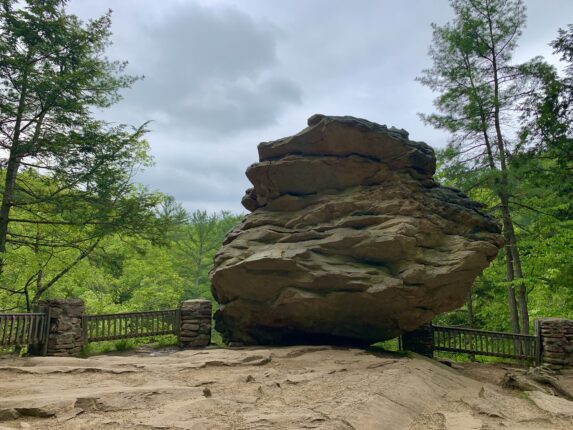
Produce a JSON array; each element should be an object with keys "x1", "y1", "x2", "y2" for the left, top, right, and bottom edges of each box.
[
  {"x1": 82, "y1": 309, "x2": 179, "y2": 342},
  {"x1": 0, "y1": 312, "x2": 49, "y2": 348},
  {"x1": 433, "y1": 324, "x2": 539, "y2": 363}
]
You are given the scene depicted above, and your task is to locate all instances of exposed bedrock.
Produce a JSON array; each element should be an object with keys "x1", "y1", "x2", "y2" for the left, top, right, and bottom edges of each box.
[{"x1": 210, "y1": 114, "x2": 503, "y2": 345}]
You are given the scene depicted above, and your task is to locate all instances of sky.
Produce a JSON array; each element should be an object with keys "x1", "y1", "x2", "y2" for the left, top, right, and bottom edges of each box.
[{"x1": 67, "y1": 0, "x2": 573, "y2": 214}]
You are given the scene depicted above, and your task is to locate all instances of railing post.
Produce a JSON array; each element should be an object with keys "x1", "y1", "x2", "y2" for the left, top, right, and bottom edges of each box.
[
  {"x1": 82, "y1": 314, "x2": 88, "y2": 344},
  {"x1": 41, "y1": 307, "x2": 51, "y2": 356},
  {"x1": 174, "y1": 308, "x2": 181, "y2": 338},
  {"x1": 534, "y1": 319, "x2": 541, "y2": 367}
]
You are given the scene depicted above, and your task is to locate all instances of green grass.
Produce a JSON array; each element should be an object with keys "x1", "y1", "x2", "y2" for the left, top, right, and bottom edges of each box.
[
  {"x1": 0, "y1": 345, "x2": 28, "y2": 357},
  {"x1": 371, "y1": 338, "x2": 401, "y2": 352},
  {"x1": 433, "y1": 350, "x2": 533, "y2": 366},
  {"x1": 210, "y1": 327, "x2": 224, "y2": 346},
  {"x1": 79, "y1": 334, "x2": 179, "y2": 357},
  {"x1": 369, "y1": 338, "x2": 410, "y2": 357},
  {"x1": 365, "y1": 338, "x2": 533, "y2": 366}
]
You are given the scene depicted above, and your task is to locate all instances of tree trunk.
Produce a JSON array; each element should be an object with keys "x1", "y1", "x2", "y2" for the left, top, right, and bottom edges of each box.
[
  {"x1": 498, "y1": 188, "x2": 529, "y2": 332},
  {"x1": 31, "y1": 240, "x2": 100, "y2": 304},
  {"x1": 504, "y1": 210, "x2": 529, "y2": 333},
  {"x1": 480, "y1": 128, "x2": 521, "y2": 334},
  {"x1": 488, "y1": 17, "x2": 528, "y2": 334},
  {"x1": 499, "y1": 197, "x2": 521, "y2": 334},
  {"x1": 467, "y1": 285, "x2": 477, "y2": 361},
  {"x1": 466, "y1": 286, "x2": 475, "y2": 328},
  {"x1": 36, "y1": 269, "x2": 44, "y2": 305},
  {"x1": 0, "y1": 64, "x2": 29, "y2": 269},
  {"x1": 0, "y1": 156, "x2": 20, "y2": 256},
  {"x1": 24, "y1": 284, "x2": 31, "y2": 313}
]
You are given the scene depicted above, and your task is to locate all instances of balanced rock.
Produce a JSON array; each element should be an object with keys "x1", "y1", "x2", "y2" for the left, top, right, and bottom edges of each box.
[{"x1": 211, "y1": 114, "x2": 503, "y2": 345}]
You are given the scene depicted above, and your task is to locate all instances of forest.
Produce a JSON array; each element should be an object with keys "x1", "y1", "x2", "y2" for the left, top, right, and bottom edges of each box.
[{"x1": 0, "y1": 0, "x2": 571, "y2": 338}]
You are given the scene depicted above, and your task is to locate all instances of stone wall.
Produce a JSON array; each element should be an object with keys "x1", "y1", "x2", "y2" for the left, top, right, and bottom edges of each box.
[
  {"x1": 401, "y1": 323, "x2": 434, "y2": 357},
  {"x1": 538, "y1": 318, "x2": 573, "y2": 369},
  {"x1": 22, "y1": 300, "x2": 573, "y2": 366},
  {"x1": 178, "y1": 299, "x2": 212, "y2": 347},
  {"x1": 38, "y1": 299, "x2": 85, "y2": 357}
]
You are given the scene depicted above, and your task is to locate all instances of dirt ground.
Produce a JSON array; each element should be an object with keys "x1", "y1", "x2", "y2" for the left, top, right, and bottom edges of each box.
[{"x1": 1, "y1": 346, "x2": 573, "y2": 429}]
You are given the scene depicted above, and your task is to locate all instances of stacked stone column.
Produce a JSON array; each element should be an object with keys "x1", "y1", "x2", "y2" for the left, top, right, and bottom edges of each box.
[
  {"x1": 178, "y1": 299, "x2": 212, "y2": 347},
  {"x1": 538, "y1": 318, "x2": 573, "y2": 369},
  {"x1": 401, "y1": 323, "x2": 434, "y2": 357},
  {"x1": 38, "y1": 299, "x2": 85, "y2": 357}
]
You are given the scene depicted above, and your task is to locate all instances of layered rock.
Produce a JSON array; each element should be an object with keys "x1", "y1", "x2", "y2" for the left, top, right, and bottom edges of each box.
[{"x1": 211, "y1": 114, "x2": 503, "y2": 345}]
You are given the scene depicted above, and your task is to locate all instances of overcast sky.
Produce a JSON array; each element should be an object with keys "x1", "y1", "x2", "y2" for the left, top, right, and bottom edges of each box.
[{"x1": 68, "y1": 0, "x2": 573, "y2": 214}]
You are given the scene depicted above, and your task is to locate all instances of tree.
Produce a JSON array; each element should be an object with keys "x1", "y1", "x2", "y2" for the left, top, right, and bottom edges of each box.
[
  {"x1": 519, "y1": 24, "x2": 573, "y2": 188},
  {"x1": 0, "y1": 0, "x2": 172, "y2": 309},
  {"x1": 418, "y1": 0, "x2": 547, "y2": 333},
  {"x1": 172, "y1": 210, "x2": 241, "y2": 298}
]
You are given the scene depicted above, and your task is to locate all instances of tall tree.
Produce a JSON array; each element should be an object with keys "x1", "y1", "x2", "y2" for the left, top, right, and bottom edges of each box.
[
  {"x1": 0, "y1": 0, "x2": 171, "y2": 309},
  {"x1": 418, "y1": 0, "x2": 546, "y2": 333},
  {"x1": 519, "y1": 24, "x2": 573, "y2": 187},
  {"x1": 172, "y1": 210, "x2": 241, "y2": 298}
]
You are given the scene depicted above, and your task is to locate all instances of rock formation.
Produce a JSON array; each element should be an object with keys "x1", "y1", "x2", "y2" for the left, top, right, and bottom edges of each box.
[{"x1": 210, "y1": 114, "x2": 503, "y2": 345}]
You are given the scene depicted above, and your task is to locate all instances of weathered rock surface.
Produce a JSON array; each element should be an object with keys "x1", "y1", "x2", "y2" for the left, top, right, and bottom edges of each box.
[
  {"x1": 211, "y1": 114, "x2": 504, "y2": 345},
  {"x1": 1, "y1": 347, "x2": 571, "y2": 429}
]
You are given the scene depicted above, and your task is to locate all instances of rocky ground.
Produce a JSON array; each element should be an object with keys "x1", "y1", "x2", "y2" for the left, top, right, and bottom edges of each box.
[{"x1": 1, "y1": 346, "x2": 573, "y2": 429}]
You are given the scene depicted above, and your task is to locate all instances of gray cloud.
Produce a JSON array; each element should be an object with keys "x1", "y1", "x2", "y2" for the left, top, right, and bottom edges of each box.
[
  {"x1": 69, "y1": 0, "x2": 573, "y2": 213},
  {"x1": 166, "y1": 76, "x2": 301, "y2": 135},
  {"x1": 112, "y1": 2, "x2": 301, "y2": 136},
  {"x1": 136, "y1": 148, "x2": 251, "y2": 213}
]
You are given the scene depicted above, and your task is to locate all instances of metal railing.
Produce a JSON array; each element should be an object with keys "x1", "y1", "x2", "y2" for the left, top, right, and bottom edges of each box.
[
  {"x1": 0, "y1": 312, "x2": 49, "y2": 348},
  {"x1": 433, "y1": 324, "x2": 539, "y2": 363},
  {"x1": 82, "y1": 309, "x2": 179, "y2": 342}
]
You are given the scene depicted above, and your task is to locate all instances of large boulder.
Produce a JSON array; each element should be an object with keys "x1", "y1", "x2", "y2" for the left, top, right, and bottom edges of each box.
[{"x1": 210, "y1": 114, "x2": 503, "y2": 345}]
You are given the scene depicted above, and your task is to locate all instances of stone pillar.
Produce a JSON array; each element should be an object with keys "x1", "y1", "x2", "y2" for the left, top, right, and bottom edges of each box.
[
  {"x1": 178, "y1": 299, "x2": 212, "y2": 347},
  {"x1": 401, "y1": 323, "x2": 434, "y2": 357},
  {"x1": 38, "y1": 299, "x2": 85, "y2": 357},
  {"x1": 538, "y1": 318, "x2": 573, "y2": 369}
]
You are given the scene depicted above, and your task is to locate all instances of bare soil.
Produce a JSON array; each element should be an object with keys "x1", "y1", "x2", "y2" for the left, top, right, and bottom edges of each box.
[{"x1": 1, "y1": 346, "x2": 573, "y2": 429}]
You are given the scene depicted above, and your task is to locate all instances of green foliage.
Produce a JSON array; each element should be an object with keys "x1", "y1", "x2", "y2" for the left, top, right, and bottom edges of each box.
[
  {"x1": 170, "y1": 210, "x2": 242, "y2": 299},
  {"x1": 0, "y1": 208, "x2": 241, "y2": 317},
  {"x1": 433, "y1": 350, "x2": 533, "y2": 365},
  {"x1": 419, "y1": 0, "x2": 572, "y2": 334},
  {"x1": 436, "y1": 148, "x2": 573, "y2": 332},
  {"x1": 370, "y1": 338, "x2": 401, "y2": 352},
  {"x1": 0, "y1": 1, "x2": 243, "y2": 315},
  {"x1": 0, "y1": 1, "x2": 178, "y2": 308},
  {"x1": 519, "y1": 24, "x2": 573, "y2": 188}
]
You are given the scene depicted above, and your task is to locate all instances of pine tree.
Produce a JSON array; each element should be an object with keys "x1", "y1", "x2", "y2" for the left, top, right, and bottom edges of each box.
[
  {"x1": 418, "y1": 0, "x2": 548, "y2": 333},
  {"x1": 0, "y1": 0, "x2": 171, "y2": 308}
]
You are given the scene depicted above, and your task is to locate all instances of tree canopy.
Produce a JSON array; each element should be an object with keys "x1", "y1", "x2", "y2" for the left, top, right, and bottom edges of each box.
[
  {"x1": 425, "y1": 1, "x2": 573, "y2": 333},
  {"x1": 0, "y1": 0, "x2": 175, "y2": 309}
]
